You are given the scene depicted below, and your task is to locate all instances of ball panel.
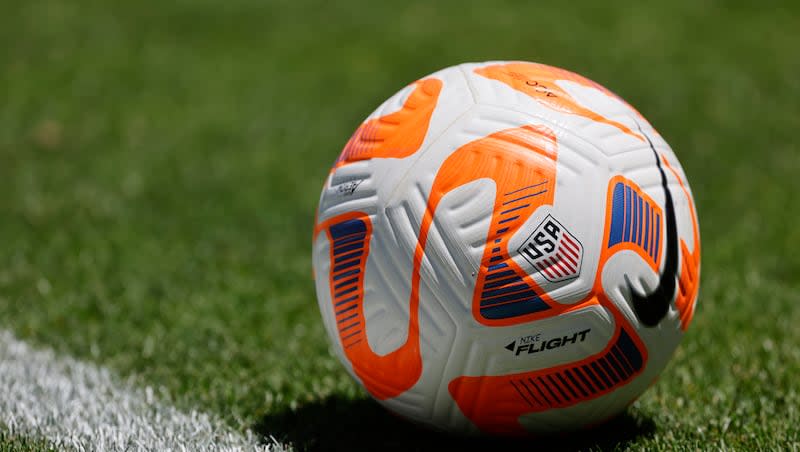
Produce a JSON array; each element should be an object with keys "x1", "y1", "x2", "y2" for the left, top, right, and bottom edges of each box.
[
  {"x1": 412, "y1": 124, "x2": 560, "y2": 325},
  {"x1": 473, "y1": 62, "x2": 644, "y2": 142},
  {"x1": 447, "y1": 320, "x2": 646, "y2": 435},
  {"x1": 315, "y1": 212, "x2": 424, "y2": 400}
]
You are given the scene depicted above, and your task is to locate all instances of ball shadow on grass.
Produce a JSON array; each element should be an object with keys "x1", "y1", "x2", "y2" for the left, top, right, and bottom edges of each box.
[{"x1": 254, "y1": 396, "x2": 656, "y2": 451}]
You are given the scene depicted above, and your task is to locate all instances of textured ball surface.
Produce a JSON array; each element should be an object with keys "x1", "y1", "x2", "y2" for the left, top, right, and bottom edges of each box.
[{"x1": 311, "y1": 61, "x2": 700, "y2": 435}]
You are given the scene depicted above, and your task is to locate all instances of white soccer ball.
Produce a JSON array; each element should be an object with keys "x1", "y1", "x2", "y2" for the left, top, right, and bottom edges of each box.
[{"x1": 312, "y1": 61, "x2": 700, "y2": 435}]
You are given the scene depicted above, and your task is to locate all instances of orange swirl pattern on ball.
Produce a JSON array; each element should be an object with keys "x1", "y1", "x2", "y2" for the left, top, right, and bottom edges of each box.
[
  {"x1": 420, "y1": 125, "x2": 599, "y2": 326},
  {"x1": 335, "y1": 78, "x2": 442, "y2": 167},
  {"x1": 475, "y1": 62, "x2": 644, "y2": 142},
  {"x1": 315, "y1": 211, "x2": 423, "y2": 400}
]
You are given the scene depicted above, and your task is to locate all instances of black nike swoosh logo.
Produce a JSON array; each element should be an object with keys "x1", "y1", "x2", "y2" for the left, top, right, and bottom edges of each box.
[{"x1": 627, "y1": 123, "x2": 678, "y2": 327}]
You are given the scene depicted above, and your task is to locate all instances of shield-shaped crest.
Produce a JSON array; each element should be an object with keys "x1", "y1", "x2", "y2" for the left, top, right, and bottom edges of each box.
[{"x1": 517, "y1": 215, "x2": 583, "y2": 283}]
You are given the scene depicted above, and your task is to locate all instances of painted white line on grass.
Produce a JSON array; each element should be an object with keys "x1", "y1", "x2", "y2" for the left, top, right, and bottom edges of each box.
[{"x1": 0, "y1": 330, "x2": 282, "y2": 452}]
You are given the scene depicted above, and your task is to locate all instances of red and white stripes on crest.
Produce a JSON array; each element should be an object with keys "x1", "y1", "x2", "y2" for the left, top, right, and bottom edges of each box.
[{"x1": 535, "y1": 233, "x2": 581, "y2": 280}]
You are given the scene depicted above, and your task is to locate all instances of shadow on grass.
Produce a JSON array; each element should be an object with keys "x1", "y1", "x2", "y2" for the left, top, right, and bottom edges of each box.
[{"x1": 254, "y1": 396, "x2": 656, "y2": 451}]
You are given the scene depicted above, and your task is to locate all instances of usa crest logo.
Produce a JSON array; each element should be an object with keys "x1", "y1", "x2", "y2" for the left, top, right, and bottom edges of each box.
[{"x1": 517, "y1": 215, "x2": 583, "y2": 283}]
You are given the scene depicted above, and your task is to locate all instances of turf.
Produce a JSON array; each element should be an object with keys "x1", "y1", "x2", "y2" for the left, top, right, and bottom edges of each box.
[
  {"x1": 0, "y1": 432, "x2": 56, "y2": 452},
  {"x1": 1, "y1": 0, "x2": 799, "y2": 450},
  {"x1": 0, "y1": 441, "x2": 53, "y2": 452}
]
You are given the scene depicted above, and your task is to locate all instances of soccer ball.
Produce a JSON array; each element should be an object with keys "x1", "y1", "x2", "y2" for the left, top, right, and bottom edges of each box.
[{"x1": 311, "y1": 61, "x2": 700, "y2": 435}]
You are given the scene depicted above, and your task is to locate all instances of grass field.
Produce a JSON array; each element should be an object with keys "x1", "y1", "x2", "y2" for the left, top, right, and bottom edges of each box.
[{"x1": 1, "y1": 0, "x2": 799, "y2": 450}]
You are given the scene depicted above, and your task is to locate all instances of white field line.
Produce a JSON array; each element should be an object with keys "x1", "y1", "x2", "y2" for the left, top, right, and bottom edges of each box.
[{"x1": 0, "y1": 330, "x2": 283, "y2": 452}]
